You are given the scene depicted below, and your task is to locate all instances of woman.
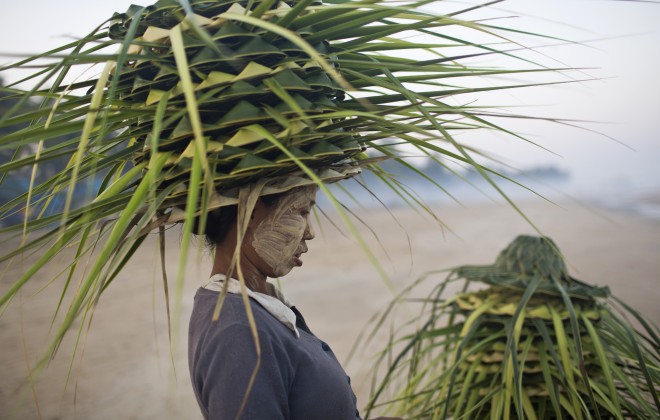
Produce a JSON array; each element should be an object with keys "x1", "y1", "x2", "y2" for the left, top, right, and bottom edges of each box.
[{"x1": 188, "y1": 184, "x2": 402, "y2": 419}]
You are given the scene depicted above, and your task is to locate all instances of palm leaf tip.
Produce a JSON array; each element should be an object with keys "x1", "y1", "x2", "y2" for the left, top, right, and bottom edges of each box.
[{"x1": 368, "y1": 235, "x2": 659, "y2": 419}]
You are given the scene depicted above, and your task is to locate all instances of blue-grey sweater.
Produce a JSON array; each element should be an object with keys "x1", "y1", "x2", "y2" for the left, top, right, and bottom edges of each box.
[{"x1": 188, "y1": 288, "x2": 361, "y2": 419}]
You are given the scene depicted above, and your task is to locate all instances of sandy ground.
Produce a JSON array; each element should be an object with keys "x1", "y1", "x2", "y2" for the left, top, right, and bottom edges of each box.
[{"x1": 1, "y1": 197, "x2": 659, "y2": 419}]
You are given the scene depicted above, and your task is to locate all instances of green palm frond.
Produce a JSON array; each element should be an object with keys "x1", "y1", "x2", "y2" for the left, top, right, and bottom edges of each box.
[
  {"x1": 366, "y1": 235, "x2": 660, "y2": 419},
  {"x1": 1, "y1": 0, "x2": 575, "y2": 358}
]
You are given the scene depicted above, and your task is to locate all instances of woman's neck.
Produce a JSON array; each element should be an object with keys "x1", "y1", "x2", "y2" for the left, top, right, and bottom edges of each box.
[{"x1": 211, "y1": 241, "x2": 270, "y2": 295}]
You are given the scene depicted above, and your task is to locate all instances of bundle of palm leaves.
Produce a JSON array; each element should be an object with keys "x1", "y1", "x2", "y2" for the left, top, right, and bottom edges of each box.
[
  {"x1": 0, "y1": 0, "x2": 569, "y2": 358},
  {"x1": 366, "y1": 235, "x2": 659, "y2": 419}
]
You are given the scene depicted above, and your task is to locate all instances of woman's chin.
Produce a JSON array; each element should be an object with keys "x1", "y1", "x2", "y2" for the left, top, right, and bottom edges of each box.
[{"x1": 269, "y1": 265, "x2": 295, "y2": 279}]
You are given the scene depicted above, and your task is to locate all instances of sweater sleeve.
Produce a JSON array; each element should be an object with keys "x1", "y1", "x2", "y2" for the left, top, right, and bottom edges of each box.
[{"x1": 194, "y1": 323, "x2": 292, "y2": 420}]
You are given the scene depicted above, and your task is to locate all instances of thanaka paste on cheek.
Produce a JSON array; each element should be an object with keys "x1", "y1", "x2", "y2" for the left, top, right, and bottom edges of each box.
[{"x1": 252, "y1": 187, "x2": 315, "y2": 277}]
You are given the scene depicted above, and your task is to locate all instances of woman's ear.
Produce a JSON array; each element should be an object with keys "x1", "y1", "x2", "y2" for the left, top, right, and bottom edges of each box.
[{"x1": 249, "y1": 198, "x2": 268, "y2": 225}]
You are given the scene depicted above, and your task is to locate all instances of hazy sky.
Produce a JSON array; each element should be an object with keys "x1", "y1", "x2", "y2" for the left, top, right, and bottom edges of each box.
[{"x1": 1, "y1": 0, "x2": 658, "y2": 197}]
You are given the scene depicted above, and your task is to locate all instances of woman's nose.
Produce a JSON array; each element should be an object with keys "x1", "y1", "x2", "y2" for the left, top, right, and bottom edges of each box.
[{"x1": 303, "y1": 218, "x2": 315, "y2": 240}]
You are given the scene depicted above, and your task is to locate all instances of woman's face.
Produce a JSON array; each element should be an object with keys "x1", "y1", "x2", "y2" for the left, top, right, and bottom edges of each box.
[{"x1": 246, "y1": 186, "x2": 317, "y2": 278}]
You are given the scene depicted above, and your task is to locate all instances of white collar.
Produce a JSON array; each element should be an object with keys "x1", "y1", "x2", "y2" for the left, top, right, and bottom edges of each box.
[{"x1": 202, "y1": 274, "x2": 300, "y2": 338}]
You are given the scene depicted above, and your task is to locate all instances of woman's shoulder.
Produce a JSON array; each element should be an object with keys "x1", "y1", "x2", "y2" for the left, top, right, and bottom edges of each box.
[{"x1": 190, "y1": 288, "x2": 296, "y2": 340}]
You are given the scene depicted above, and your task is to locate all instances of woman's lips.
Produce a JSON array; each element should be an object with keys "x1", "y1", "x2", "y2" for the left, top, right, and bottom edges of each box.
[{"x1": 293, "y1": 254, "x2": 303, "y2": 267}]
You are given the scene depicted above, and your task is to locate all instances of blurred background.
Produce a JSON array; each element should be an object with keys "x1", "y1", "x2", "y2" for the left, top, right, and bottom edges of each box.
[{"x1": 1, "y1": 1, "x2": 659, "y2": 419}]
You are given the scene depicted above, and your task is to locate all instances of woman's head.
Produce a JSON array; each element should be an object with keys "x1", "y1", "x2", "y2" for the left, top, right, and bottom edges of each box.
[
  {"x1": 246, "y1": 185, "x2": 317, "y2": 278},
  {"x1": 198, "y1": 185, "x2": 317, "y2": 279}
]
